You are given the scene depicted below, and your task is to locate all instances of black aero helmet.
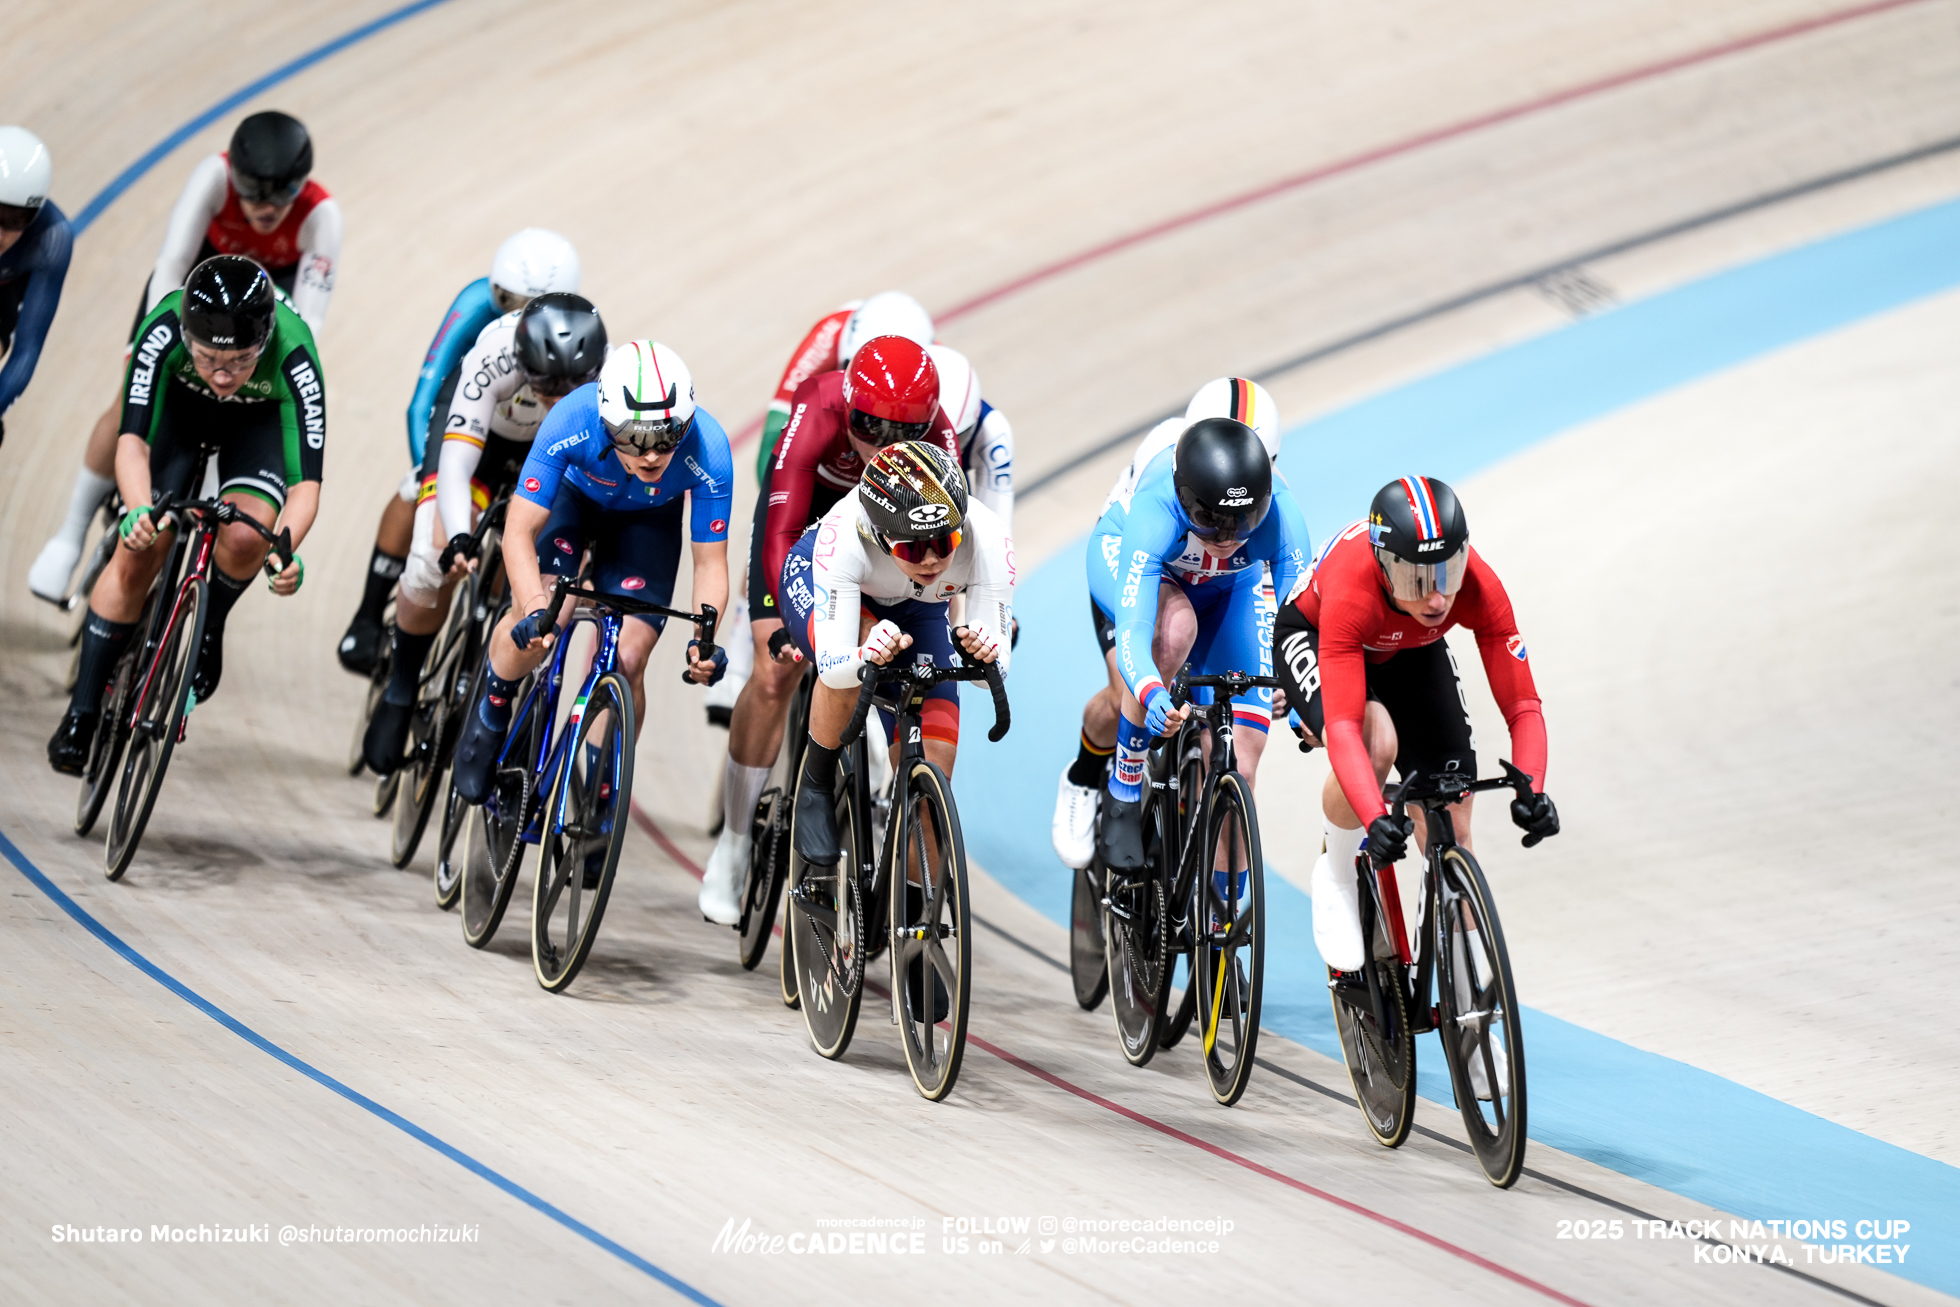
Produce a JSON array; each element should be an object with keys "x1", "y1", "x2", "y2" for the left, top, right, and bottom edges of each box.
[
  {"x1": 179, "y1": 255, "x2": 276, "y2": 351},
  {"x1": 228, "y1": 111, "x2": 312, "y2": 204},
  {"x1": 858, "y1": 441, "x2": 968, "y2": 549},
  {"x1": 1368, "y1": 476, "x2": 1470, "y2": 601},
  {"x1": 1173, "y1": 417, "x2": 1271, "y2": 541},
  {"x1": 513, "y1": 293, "x2": 607, "y2": 398}
]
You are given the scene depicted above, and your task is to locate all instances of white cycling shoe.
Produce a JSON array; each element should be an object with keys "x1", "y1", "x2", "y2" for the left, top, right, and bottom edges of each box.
[
  {"x1": 699, "y1": 828, "x2": 749, "y2": 926},
  {"x1": 28, "y1": 536, "x2": 81, "y2": 604},
  {"x1": 1464, "y1": 1035, "x2": 1512, "y2": 1102},
  {"x1": 1051, "y1": 767, "x2": 1098, "y2": 870},
  {"x1": 1310, "y1": 850, "x2": 1366, "y2": 972}
]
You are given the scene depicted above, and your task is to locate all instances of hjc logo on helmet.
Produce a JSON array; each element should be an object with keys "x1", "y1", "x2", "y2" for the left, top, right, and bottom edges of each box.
[{"x1": 1416, "y1": 539, "x2": 1449, "y2": 552}]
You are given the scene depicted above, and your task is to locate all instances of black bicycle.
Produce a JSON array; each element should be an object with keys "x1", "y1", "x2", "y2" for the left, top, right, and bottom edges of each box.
[
  {"x1": 735, "y1": 663, "x2": 812, "y2": 973},
  {"x1": 785, "y1": 641, "x2": 1008, "y2": 1101},
  {"x1": 74, "y1": 488, "x2": 291, "y2": 880},
  {"x1": 1331, "y1": 762, "x2": 1536, "y2": 1187}
]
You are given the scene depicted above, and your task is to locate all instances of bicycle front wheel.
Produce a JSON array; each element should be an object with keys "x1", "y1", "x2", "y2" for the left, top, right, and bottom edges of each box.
[
  {"x1": 348, "y1": 618, "x2": 392, "y2": 777},
  {"x1": 1157, "y1": 727, "x2": 1207, "y2": 1051},
  {"x1": 1435, "y1": 847, "x2": 1528, "y2": 1187},
  {"x1": 788, "y1": 748, "x2": 863, "y2": 1058},
  {"x1": 1070, "y1": 858, "x2": 1109, "y2": 1011},
  {"x1": 1193, "y1": 771, "x2": 1264, "y2": 1105},
  {"x1": 891, "y1": 760, "x2": 972, "y2": 1101},
  {"x1": 105, "y1": 578, "x2": 207, "y2": 881},
  {"x1": 1331, "y1": 865, "x2": 1417, "y2": 1148},
  {"x1": 431, "y1": 764, "x2": 466, "y2": 909},
  {"x1": 461, "y1": 676, "x2": 542, "y2": 949},
  {"x1": 531, "y1": 670, "x2": 634, "y2": 992}
]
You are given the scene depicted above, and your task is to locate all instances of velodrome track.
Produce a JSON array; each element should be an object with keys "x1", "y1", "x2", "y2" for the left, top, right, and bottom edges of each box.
[{"x1": 3, "y1": 1, "x2": 1958, "y2": 1302}]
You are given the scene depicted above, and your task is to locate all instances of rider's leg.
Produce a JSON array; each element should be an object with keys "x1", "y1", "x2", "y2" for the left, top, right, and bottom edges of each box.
[
  {"x1": 340, "y1": 476, "x2": 417, "y2": 672},
  {"x1": 30, "y1": 410, "x2": 120, "y2": 599},
  {"x1": 1053, "y1": 597, "x2": 1122, "y2": 868},
  {"x1": 1096, "y1": 582, "x2": 1199, "y2": 869},
  {"x1": 707, "y1": 614, "x2": 796, "y2": 917},
  {"x1": 189, "y1": 489, "x2": 281, "y2": 702},
  {"x1": 363, "y1": 499, "x2": 457, "y2": 772}
]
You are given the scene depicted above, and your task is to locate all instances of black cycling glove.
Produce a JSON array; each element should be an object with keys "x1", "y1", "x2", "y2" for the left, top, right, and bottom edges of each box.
[
  {"x1": 1511, "y1": 791, "x2": 1560, "y2": 847},
  {"x1": 1365, "y1": 813, "x2": 1415, "y2": 866}
]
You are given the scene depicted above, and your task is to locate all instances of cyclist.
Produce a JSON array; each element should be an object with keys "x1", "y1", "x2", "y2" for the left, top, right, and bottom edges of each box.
[
  {"x1": 359, "y1": 292, "x2": 607, "y2": 773},
  {"x1": 32, "y1": 111, "x2": 341, "y2": 602},
  {"x1": 1270, "y1": 476, "x2": 1558, "y2": 975},
  {"x1": 0, "y1": 126, "x2": 72, "y2": 448},
  {"x1": 698, "y1": 336, "x2": 961, "y2": 925},
  {"x1": 335, "y1": 229, "x2": 581, "y2": 673},
  {"x1": 707, "y1": 292, "x2": 938, "y2": 722},
  {"x1": 450, "y1": 340, "x2": 731, "y2": 806},
  {"x1": 783, "y1": 440, "x2": 1013, "y2": 870},
  {"x1": 927, "y1": 344, "x2": 1014, "y2": 531},
  {"x1": 1052, "y1": 378, "x2": 1282, "y2": 869},
  {"x1": 1086, "y1": 416, "x2": 1310, "y2": 874},
  {"x1": 46, "y1": 255, "x2": 320, "y2": 772}
]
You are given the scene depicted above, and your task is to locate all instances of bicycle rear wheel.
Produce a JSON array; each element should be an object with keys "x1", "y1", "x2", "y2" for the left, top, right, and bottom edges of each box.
[
  {"x1": 75, "y1": 640, "x2": 141, "y2": 837},
  {"x1": 891, "y1": 760, "x2": 972, "y2": 1100},
  {"x1": 531, "y1": 671, "x2": 634, "y2": 992},
  {"x1": 461, "y1": 675, "x2": 542, "y2": 949},
  {"x1": 1331, "y1": 867, "x2": 1417, "y2": 1147},
  {"x1": 348, "y1": 617, "x2": 392, "y2": 777},
  {"x1": 105, "y1": 578, "x2": 207, "y2": 881},
  {"x1": 1194, "y1": 771, "x2": 1264, "y2": 1105},
  {"x1": 788, "y1": 747, "x2": 863, "y2": 1058},
  {"x1": 1070, "y1": 858, "x2": 1109, "y2": 1011},
  {"x1": 431, "y1": 765, "x2": 465, "y2": 909},
  {"x1": 1434, "y1": 847, "x2": 1528, "y2": 1187},
  {"x1": 738, "y1": 788, "x2": 789, "y2": 970},
  {"x1": 389, "y1": 591, "x2": 471, "y2": 869}
]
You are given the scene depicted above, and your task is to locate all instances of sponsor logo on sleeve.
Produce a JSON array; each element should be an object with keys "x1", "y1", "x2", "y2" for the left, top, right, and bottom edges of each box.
[
  {"x1": 620, "y1": 576, "x2": 646, "y2": 591},
  {"x1": 127, "y1": 323, "x2": 174, "y2": 405},
  {"x1": 709, "y1": 518, "x2": 727, "y2": 534},
  {"x1": 524, "y1": 476, "x2": 542, "y2": 493},
  {"x1": 1120, "y1": 550, "x2": 1149, "y2": 608},
  {"x1": 1506, "y1": 634, "x2": 1528, "y2": 661},
  {"x1": 287, "y1": 359, "x2": 326, "y2": 449},
  {"x1": 554, "y1": 537, "x2": 574, "y2": 554}
]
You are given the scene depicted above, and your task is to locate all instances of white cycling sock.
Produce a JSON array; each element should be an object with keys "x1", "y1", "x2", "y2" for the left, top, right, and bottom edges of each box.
[
  {"x1": 1323, "y1": 815, "x2": 1365, "y2": 880},
  {"x1": 56, "y1": 468, "x2": 116, "y2": 549},
  {"x1": 722, "y1": 757, "x2": 770, "y2": 839}
]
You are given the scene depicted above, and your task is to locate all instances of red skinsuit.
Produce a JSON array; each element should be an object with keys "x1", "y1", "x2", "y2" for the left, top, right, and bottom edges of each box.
[
  {"x1": 205, "y1": 155, "x2": 330, "y2": 272},
  {"x1": 1295, "y1": 522, "x2": 1547, "y2": 826},
  {"x1": 762, "y1": 370, "x2": 960, "y2": 603}
]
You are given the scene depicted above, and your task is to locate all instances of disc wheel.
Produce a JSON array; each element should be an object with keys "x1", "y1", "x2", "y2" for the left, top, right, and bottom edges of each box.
[
  {"x1": 461, "y1": 676, "x2": 542, "y2": 949},
  {"x1": 1435, "y1": 847, "x2": 1528, "y2": 1187},
  {"x1": 105, "y1": 578, "x2": 207, "y2": 882},
  {"x1": 348, "y1": 617, "x2": 392, "y2": 777},
  {"x1": 1193, "y1": 771, "x2": 1265, "y2": 1105},
  {"x1": 531, "y1": 672, "x2": 634, "y2": 992},
  {"x1": 1069, "y1": 857, "x2": 1109, "y2": 1011},
  {"x1": 738, "y1": 789, "x2": 789, "y2": 970},
  {"x1": 891, "y1": 760, "x2": 972, "y2": 1101},
  {"x1": 75, "y1": 640, "x2": 141, "y2": 838},
  {"x1": 788, "y1": 748, "x2": 863, "y2": 1058},
  {"x1": 1332, "y1": 865, "x2": 1418, "y2": 1147}
]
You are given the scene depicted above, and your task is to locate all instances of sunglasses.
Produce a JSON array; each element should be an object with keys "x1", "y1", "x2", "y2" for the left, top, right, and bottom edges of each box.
[
  {"x1": 849, "y1": 408, "x2": 932, "y2": 447},
  {"x1": 0, "y1": 202, "x2": 40, "y2": 233},
  {"x1": 879, "y1": 527, "x2": 962, "y2": 565}
]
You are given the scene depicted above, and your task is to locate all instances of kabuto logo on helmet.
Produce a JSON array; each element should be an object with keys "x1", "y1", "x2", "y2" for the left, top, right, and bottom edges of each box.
[{"x1": 908, "y1": 504, "x2": 950, "y2": 525}]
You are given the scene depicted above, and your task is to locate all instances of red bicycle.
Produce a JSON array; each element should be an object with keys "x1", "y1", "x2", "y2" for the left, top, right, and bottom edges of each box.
[{"x1": 74, "y1": 489, "x2": 291, "y2": 880}]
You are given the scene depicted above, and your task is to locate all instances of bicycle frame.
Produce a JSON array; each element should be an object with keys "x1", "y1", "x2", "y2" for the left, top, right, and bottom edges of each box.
[{"x1": 1163, "y1": 669, "x2": 1281, "y2": 930}]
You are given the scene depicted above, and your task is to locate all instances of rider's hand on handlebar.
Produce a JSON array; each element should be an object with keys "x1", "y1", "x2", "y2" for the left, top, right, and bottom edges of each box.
[
  {"x1": 510, "y1": 607, "x2": 556, "y2": 651},
  {"x1": 859, "y1": 619, "x2": 909, "y2": 667},
  {"x1": 1511, "y1": 791, "x2": 1560, "y2": 847},
  {"x1": 119, "y1": 503, "x2": 160, "y2": 551},
  {"x1": 954, "y1": 622, "x2": 1002, "y2": 665},
  {"x1": 683, "y1": 638, "x2": 728, "y2": 686},
  {"x1": 442, "y1": 532, "x2": 477, "y2": 576},
  {"x1": 767, "y1": 626, "x2": 802, "y2": 664},
  {"x1": 1365, "y1": 812, "x2": 1415, "y2": 866},
  {"x1": 266, "y1": 554, "x2": 304, "y2": 596},
  {"x1": 1142, "y1": 686, "x2": 1189, "y2": 736}
]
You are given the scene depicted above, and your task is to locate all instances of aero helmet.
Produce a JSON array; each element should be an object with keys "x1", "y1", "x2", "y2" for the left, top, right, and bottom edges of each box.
[
  {"x1": 844, "y1": 336, "x2": 940, "y2": 446},
  {"x1": 1368, "y1": 476, "x2": 1469, "y2": 601},
  {"x1": 928, "y1": 344, "x2": 982, "y2": 440},
  {"x1": 490, "y1": 228, "x2": 580, "y2": 312},
  {"x1": 180, "y1": 255, "x2": 277, "y2": 351},
  {"x1": 838, "y1": 291, "x2": 933, "y2": 368},
  {"x1": 0, "y1": 126, "x2": 52, "y2": 229},
  {"x1": 598, "y1": 340, "x2": 696, "y2": 452},
  {"x1": 227, "y1": 112, "x2": 312, "y2": 205},
  {"x1": 1173, "y1": 418, "x2": 1271, "y2": 542},
  {"x1": 513, "y1": 293, "x2": 606, "y2": 398},
  {"x1": 859, "y1": 442, "x2": 968, "y2": 561},
  {"x1": 1186, "y1": 376, "x2": 1281, "y2": 461}
]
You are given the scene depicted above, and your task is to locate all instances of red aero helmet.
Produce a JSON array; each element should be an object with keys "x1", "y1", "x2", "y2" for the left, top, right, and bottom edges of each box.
[{"x1": 844, "y1": 335, "x2": 940, "y2": 445}]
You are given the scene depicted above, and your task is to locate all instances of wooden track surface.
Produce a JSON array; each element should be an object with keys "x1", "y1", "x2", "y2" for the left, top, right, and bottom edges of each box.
[{"x1": 2, "y1": 1, "x2": 1956, "y2": 1302}]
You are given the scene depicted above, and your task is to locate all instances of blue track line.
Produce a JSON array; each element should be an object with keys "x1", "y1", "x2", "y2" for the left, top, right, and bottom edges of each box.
[{"x1": 1, "y1": 829, "x2": 721, "y2": 1305}]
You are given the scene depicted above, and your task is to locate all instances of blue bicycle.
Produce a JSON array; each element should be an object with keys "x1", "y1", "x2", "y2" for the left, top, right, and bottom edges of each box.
[{"x1": 458, "y1": 573, "x2": 716, "y2": 992}]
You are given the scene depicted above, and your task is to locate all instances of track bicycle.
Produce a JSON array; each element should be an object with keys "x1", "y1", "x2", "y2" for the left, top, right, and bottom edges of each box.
[
  {"x1": 73, "y1": 485, "x2": 292, "y2": 881},
  {"x1": 1330, "y1": 761, "x2": 1536, "y2": 1187},
  {"x1": 457, "y1": 572, "x2": 716, "y2": 992},
  {"x1": 785, "y1": 641, "x2": 1009, "y2": 1101},
  {"x1": 733, "y1": 661, "x2": 813, "y2": 975}
]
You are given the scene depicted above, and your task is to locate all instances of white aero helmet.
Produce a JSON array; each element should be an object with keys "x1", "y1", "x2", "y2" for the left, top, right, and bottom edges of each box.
[
  {"x1": 0, "y1": 126, "x2": 52, "y2": 211},
  {"x1": 1186, "y1": 376, "x2": 1281, "y2": 461},
  {"x1": 928, "y1": 344, "x2": 982, "y2": 440},
  {"x1": 838, "y1": 291, "x2": 933, "y2": 369},
  {"x1": 598, "y1": 340, "x2": 696, "y2": 452},
  {"x1": 490, "y1": 228, "x2": 580, "y2": 309}
]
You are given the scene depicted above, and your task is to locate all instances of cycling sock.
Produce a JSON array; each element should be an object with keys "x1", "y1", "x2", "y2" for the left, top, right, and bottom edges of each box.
[
  {"x1": 1107, "y1": 714, "x2": 1150, "y2": 804},
  {"x1": 478, "y1": 669, "x2": 521, "y2": 732},
  {"x1": 357, "y1": 547, "x2": 405, "y2": 625},
  {"x1": 56, "y1": 468, "x2": 117, "y2": 550},
  {"x1": 1324, "y1": 814, "x2": 1365, "y2": 877},
  {"x1": 722, "y1": 756, "x2": 771, "y2": 838},
  {"x1": 383, "y1": 627, "x2": 437, "y2": 707},
  {"x1": 206, "y1": 566, "x2": 251, "y2": 635},
  {"x1": 71, "y1": 614, "x2": 136, "y2": 715},
  {"x1": 801, "y1": 740, "x2": 840, "y2": 798},
  {"x1": 1067, "y1": 729, "x2": 1114, "y2": 788}
]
